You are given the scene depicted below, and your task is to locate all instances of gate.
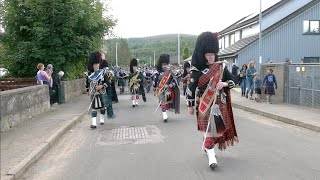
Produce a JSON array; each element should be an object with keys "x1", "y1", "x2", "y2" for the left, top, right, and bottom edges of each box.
[{"x1": 287, "y1": 64, "x2": 320, "y2": 108}]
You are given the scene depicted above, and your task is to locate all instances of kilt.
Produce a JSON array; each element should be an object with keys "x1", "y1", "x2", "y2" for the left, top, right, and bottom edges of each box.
[
  {"x1": 91, "y1": 94, "x2": 104, "y2": 110},
  {"x1": 255, "y1": 88, "x2": 261, "y2": 94},
  {"x1": 196, "y1": 89, "x2": 238, "y2": 150},
  {"x1": 265, "y1": 85, "x2": 275, "y2": 95},
  {"x1": 118, "y1": 79, "x2": 126, "y2": 87}
]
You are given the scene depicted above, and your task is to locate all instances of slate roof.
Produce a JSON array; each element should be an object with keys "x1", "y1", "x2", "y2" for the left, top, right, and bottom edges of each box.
[{"x1": 218, "y1": 34, "x2": 259, "y2": 58}]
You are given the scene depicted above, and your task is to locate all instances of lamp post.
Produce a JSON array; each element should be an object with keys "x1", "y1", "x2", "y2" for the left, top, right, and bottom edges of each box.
[
  {"x1": 259, "y1": 0, "x2": 262, "y2": 70},
  {"x1": 153, "y1": 51, "x2": 156, "y2": 67},
  {"x1": 116, "y1": 43, "x2": 120, "y2": 67},
  {"x1": 178, "y1": 33, "x2": 180, "y2": 66}
]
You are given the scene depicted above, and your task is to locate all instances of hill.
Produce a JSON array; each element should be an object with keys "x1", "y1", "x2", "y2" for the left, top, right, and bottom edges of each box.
[{"x1": 128, "y1": 34, "x2": 197, "y2": 65}]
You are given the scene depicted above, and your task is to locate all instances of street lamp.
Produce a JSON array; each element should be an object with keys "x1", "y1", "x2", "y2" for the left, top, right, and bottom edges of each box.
[
  {"x1": 116, "y1": 43, "x2": 120, "y2": 67},
  {"x1": 258, "y1": 0, "x2": 262, "y2": 71},
  {"x1": 153, "y1": 51, "x2": 156, "y2": 67},
  {"x1": 178, "y1": 33, "x2": 180, "y2": 66}
]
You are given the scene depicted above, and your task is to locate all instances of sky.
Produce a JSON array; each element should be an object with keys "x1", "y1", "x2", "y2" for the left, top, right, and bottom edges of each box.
[{"x1": 106, "y1": 0, "x2": 281, "y2": 38}]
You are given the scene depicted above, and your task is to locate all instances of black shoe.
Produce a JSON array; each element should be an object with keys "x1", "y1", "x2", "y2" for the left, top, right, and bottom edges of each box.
[
  {"x1": 90, "y1": 125, "x2": 97, "y2": 129},
  {"x1": 132, "y1": 105, "x2": 135, "y2": 108},
  {"x1": 100, "y1": 122, "x2": 104, "y2": 125},
  {"x1": 210, "y1": 163, "x2": 218, "y2": 170},
  {"x1": 164, "y1": 118, "x2": 168, "y2": 123}
]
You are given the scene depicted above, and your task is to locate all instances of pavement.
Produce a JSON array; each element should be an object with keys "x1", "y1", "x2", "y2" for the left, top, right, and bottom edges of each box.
[
  {"x1": 231, "y1": 88, "x2": 320, "y2": 132},
  {"x1": 1, "y1": 87, "x2": 319, "y2": 180},
  {"x1": 1, "y1": 95, "x2": 88, "y2": 180}
]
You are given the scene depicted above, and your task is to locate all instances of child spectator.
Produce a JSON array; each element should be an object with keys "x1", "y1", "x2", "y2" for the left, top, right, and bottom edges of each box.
[
  {"x1": 253, "y1": 73, "x2": 262, "y2": 102},
  {"x1": 263, "y1": 68, "x2": 277, "y2": 104}
]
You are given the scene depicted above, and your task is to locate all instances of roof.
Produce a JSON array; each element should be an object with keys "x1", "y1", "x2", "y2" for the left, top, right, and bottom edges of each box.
[
  {"x1": 218, "y1": 34, "x2": 259, "y2": 58},
  {"x1": 218, "y1": 0, "x2": 320, "y2": 58},
  {"x1": 219, "y1": 0, "x2": 290, "y2": 36}
]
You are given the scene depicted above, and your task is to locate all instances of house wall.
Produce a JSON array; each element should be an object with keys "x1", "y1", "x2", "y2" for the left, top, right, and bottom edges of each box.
[{"x1": 237, "y1": 2, "x2": 320, "y2": 72}]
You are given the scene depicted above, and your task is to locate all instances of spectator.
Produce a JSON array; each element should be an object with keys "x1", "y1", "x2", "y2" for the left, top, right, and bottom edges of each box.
[
  {"x1": 46, "y1": 64, "x2": 54, "y2": 87},
  {"x1": 245, "y1": 61, "x2": 257, "y2": 100},
  {"x1": 263, "y1": 68, "x2": 277, "y2": 104},
  {"x1": 253, "y1": 73, "x2": 262, "y2": 102},
  {"x1": 36, "y1": 63, "x2": 51, "y2": 86},
  {"x1": 52, "y1": 71, "x2": 64, "y2": 104},
  {"x1": 232, "y1": 63, "x2": 239, "y2": 77},
  {"x1": 239, "y1": 64, "x2": 247, "y2": 97}
]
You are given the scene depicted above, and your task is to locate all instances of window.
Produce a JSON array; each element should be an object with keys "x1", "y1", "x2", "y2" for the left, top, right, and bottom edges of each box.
[
  {"x1": 229, "y1": 34, "x2": 235, "y2": 45},
  {"x1": 303, "y1": 20, "x2": 320, "y2": 34},
  {"x1": 240, "y1": 30, "x2": 243, "y2": 40},
  {"x1": 219, "y1": 38, "x2": 222, "y2": 49},
  {"x1": 303, "y1": 57, "x2": 320, "y2": 63}
]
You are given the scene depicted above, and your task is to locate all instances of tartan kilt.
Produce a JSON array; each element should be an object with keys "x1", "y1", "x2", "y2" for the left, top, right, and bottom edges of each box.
[
  {"x1": 90, "y1": 94, "x2": 104, "y2": 109},
  {"x1": 196, "y1": 89, "x2": 239, "y2": 150},
  {"x1": 265, "y1": 85, "x2": 275, "y2": 95}
]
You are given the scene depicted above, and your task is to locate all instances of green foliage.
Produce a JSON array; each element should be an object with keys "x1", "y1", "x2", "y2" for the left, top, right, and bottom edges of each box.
[
  {"x1": 127, "y1": 34, "x2": 197, "y2": 66},
  {"x1": 2, "y1": 0, "x2": 116, "y2": 79},
  {"x1": 104, "y1": 38, "x2": 132, "y2": 67},
  {"x1": 182, "y1": 43, "x2": 190, "y2": 60}
]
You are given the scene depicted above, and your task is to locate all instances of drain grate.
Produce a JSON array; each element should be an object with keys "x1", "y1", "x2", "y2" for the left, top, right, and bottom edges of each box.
[{"x1": 112, "y1": 127, "x2": 148, "y2": 140}]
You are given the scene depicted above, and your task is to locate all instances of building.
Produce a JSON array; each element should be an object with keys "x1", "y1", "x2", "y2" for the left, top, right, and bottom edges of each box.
[{"x1": 218, "y1": 0, "x2": 320, "y2": 71}]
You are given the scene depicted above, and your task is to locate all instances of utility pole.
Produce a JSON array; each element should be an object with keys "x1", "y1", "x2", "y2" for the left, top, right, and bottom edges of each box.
[
  {"x1": 116, "y1": 43, "x2": 120, "y2": 67},
  {"x1": 153, "y1": 51, "x2": 156, "y2": 67},
  {"x1": 259, "y1": 0, "x2": 262, "y2": 70},
  {"x1": 178, "y1": 33, "x2": 180, "y2": 66}
]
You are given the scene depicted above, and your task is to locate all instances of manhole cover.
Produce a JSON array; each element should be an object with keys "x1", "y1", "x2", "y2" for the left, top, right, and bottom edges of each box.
[
  {"x1": 96, "y1": 125, "x2": 164, "y2": 146},
  {"x1": 112, "y1": 127, "x2": 148, "y2": 140}
]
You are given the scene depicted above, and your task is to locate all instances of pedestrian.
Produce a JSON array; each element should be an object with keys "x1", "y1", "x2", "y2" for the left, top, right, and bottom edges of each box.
[
  {"x1": 182, "y1": 61, "x2": 191, "y2": 96},
  {"x1": 239, "y1": 64, "x2": 247, "y2": 97},
  {"x1": 153, "y1": 54, "x2": 180, "y2": 122},
  {"x1": 186, "y1": 32, "x2": 238, "y2": 170},
  {"x1": 231, "y1": 63, "x2": 239, "y2": 84},
  {"x1": 263, "y1": 68, "x2": 277, "y2": 104},
  {"x1": 128, "y1": 59, "x2": 144, "y2": 107},
  {"x1": 253, "y1": 72, "x2": 262, "y2": 102},
  {"x1": 85, "y1": 52, "x2": 108, "y2": 129},
  {"x1": 36, "y1": 63, "x2": 51, "y2": 86},
  {"x1": 52, "y1": 71, "x2": 64, "y2": 104},
  {"x1": 245, "y1": 61, "x2": 257, "y2": 100}
]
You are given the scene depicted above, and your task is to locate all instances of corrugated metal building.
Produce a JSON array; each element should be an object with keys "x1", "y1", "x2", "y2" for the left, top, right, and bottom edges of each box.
[{"x1": 218, "y1": 0, "x2": 320, "y2": 72}]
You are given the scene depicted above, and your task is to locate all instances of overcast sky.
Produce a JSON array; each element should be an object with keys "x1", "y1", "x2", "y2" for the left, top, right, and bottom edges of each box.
[{"x1": 107, "y1": 0, "x2": 281, "y2": 38}]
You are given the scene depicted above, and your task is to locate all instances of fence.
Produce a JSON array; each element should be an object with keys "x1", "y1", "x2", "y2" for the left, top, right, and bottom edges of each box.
[
  {"x1": 287, "y1": 64, "x2": 320, "y2": 108},
  {"x1": 0, "y1": 78, "x2": 37, "y2": 91}
]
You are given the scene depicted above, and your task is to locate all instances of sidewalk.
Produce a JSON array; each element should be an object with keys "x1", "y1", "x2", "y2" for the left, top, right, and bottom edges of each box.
[
  {"x1": 1, "y1": 95, "x2": 89, "y2": 180},
  {"x1": 231, "y1": 88, "x2": 320, "y2": 132}
]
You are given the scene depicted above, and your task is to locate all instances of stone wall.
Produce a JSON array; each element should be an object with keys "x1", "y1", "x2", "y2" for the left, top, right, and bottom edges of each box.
[
  {"x1": 61, "y1": 78, "x2": 86, "y2": 103},
  {"x1": 1, "y1": 85, "x2": 50, "y2": 133}
]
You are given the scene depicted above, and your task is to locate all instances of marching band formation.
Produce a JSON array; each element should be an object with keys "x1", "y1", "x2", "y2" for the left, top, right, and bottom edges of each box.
[{"x1": 85, "y1": 31, "x2": 238, "y2": 170}]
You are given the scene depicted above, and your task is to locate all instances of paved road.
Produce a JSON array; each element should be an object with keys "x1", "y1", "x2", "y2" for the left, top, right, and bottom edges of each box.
[{"x1": 21, "y1": 93, "x2": 320, "y2": 180}]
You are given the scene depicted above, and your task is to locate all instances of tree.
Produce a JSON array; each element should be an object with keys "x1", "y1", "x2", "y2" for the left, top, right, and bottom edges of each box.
[
  {"x1": 104, "y1": 38, "x2": 132, "y2": 67},
  {"x1": 2, "y1": 0, "x2": 116, "y2": 79},
  {"x1": 182, "y1": 43, "x2": 190, "y2": 60}
]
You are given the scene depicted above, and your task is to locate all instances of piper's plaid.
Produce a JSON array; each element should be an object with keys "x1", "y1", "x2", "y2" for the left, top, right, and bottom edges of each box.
[{"x1": 198, "y1": 63, "x2": 220, "y2": 88}]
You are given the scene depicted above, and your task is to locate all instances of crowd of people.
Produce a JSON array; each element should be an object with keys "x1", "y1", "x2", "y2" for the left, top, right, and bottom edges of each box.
[
  {"x1": 233, "y1": 61, "x2": 278, "y2": 104},
  {"x1": 84, "y1": 31, "x2": 240, "y2": 170},
  {"x1": 35, "y1": 31, "x2": 278, "y2": 171},
  {"x1": 36, "y1": 63, "x2": 64, "y2": 105}
]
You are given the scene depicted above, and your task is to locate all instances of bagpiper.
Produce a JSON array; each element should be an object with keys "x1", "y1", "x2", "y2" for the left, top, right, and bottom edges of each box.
[
  {"x1": 153, "y1": 54, "x2": 180, "y2": 122},
  {"x1": 128, "y1": 58, "x2": 145, "y2": 107},
  {"x1": 86, "y1": 52, "x2": 110, "y2": 129},
  {"x1": 182, "y1": 61, "x2": 191, "y2": 96},
  {"x1": 186, "y1": 32, "x2": 238, "y2": 169}
]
